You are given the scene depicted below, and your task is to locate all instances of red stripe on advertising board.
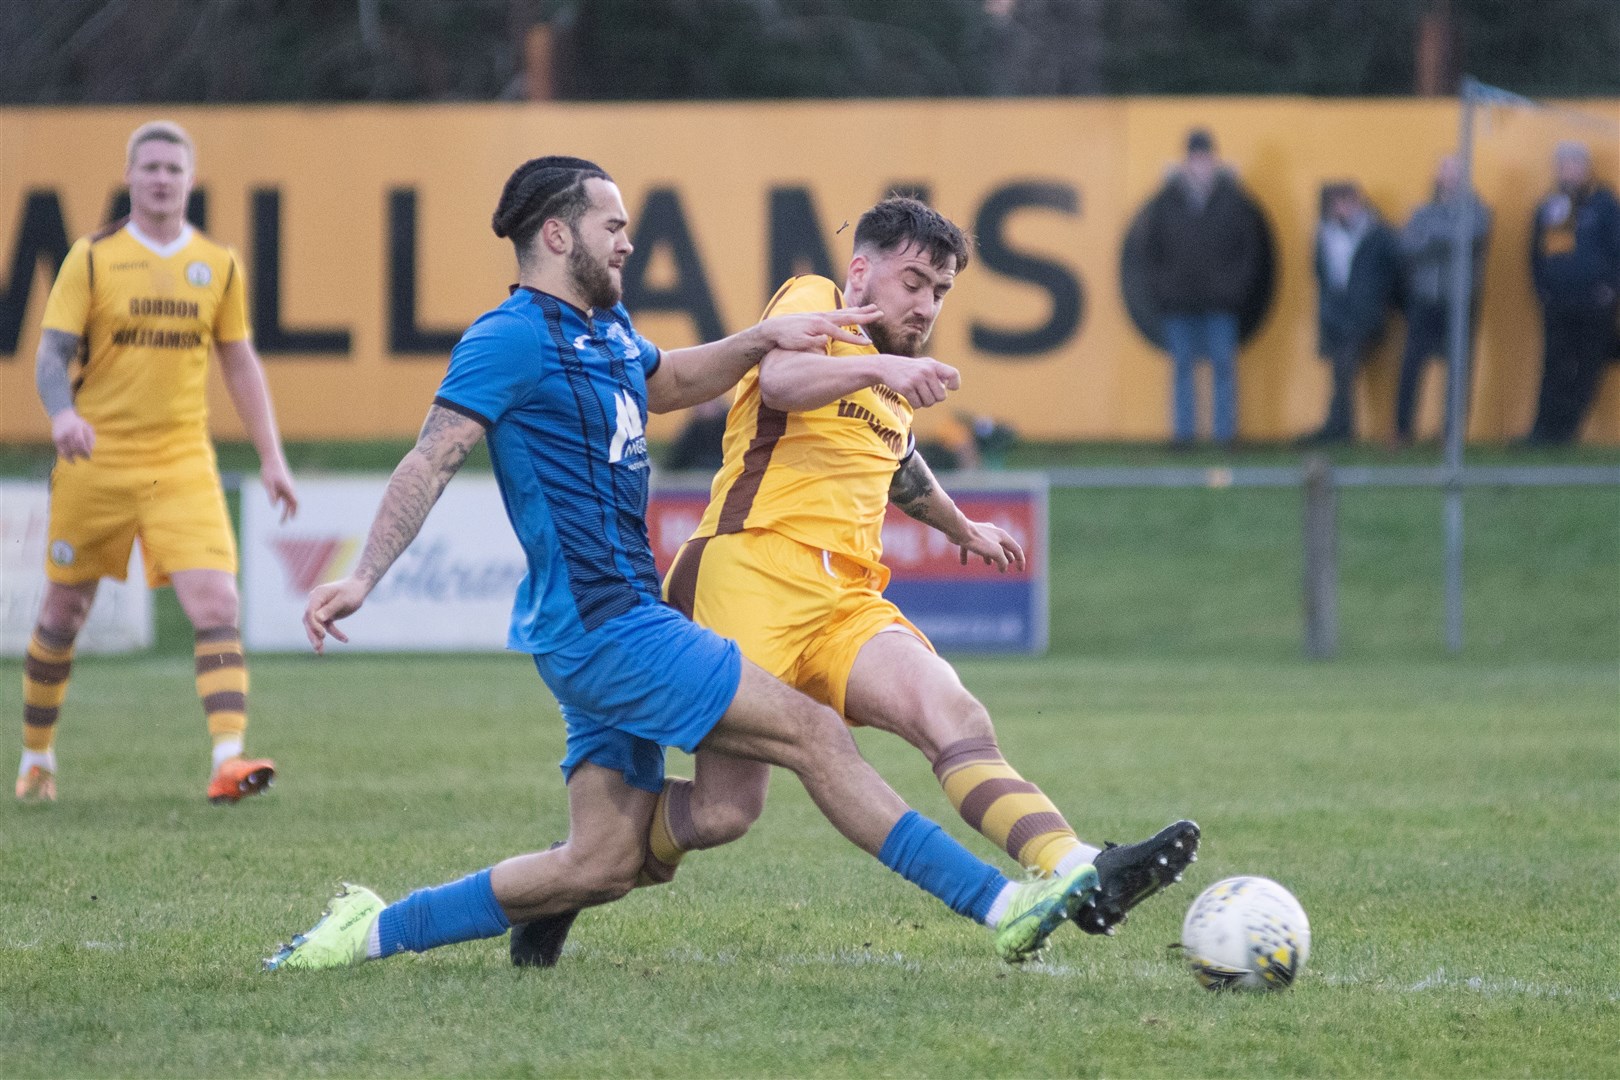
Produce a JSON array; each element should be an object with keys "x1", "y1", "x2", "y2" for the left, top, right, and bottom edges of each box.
[{"x1": 880, "y1": 496, "x2": 1038, "y2": 579}]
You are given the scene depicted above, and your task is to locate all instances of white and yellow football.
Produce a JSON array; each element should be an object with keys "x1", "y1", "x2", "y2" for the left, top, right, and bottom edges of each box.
[{"x1": 1180, "y1": 876, "x2": 1310, "y2": 991}]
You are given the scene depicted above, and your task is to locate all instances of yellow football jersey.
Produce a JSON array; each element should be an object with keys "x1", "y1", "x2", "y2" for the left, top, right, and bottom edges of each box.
[
  {"x1": 41, "y1": 220, "x2": 250, "y2": 467},
  {"x1": 691, "y1": 275, "x2": 913, "y2": 573}
]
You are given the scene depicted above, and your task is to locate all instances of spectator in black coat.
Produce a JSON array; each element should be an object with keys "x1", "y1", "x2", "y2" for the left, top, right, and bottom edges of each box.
[
  {"x1": 1142, "y1": 128, "x2": 1264, "y2": 446},
  {"x1": 1303, "y1": 182, "x2": 1401, "y2": 444},
  {"x1": 1393, "y1": 155, "x2": 1492, "y2": 447},
  {"x1": 1523, "y1": 142, "x2": 1620, "y2": 446},
  {"x1": 664, "y1": 396, "x2": 728, "y2": 473}
]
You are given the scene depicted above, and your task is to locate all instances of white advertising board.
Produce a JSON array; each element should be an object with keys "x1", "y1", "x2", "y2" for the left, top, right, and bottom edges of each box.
[
  {"x1": 242, "y1": 475, "x2": 525, "y2": 651},
  {"x1": 245, "y1": 472, "x2": 1049, "y2": 655},
  {"x1": 0, "y1": 480, "x2": 153, "y2": 655}
]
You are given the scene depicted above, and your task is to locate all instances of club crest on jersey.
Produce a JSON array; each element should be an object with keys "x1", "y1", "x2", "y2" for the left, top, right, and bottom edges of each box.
[
  {"x1": 185, "y1": 261, "x2": 212, "y2": 287},
  {"x1": 603, "y1": 322, "x2": 641, "y2": 358},
  {"x1": 609, "y1": 389, "x2": 647, "y2": 466},
  {"x1": 49, "y1": 541, "x2": 75, "y2": 567}
]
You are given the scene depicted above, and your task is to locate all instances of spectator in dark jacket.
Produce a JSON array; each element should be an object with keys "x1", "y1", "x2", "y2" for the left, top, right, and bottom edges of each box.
[
  {"x1": 664, "y1": 395, "x2": 729, "y2": 473},
  {"x1": 1523, "y1": 142, "x2": 1620, "y2": 446},
  {"x1": 1393, "y1": 155, "x2": 1492, "y2": 447},
  {"x1": 1303, "y1": 182, "x2": 1401, "y2": 444},
  {"x1": 1143, "y1": 128, "x2": 1264, "y2": 446}
]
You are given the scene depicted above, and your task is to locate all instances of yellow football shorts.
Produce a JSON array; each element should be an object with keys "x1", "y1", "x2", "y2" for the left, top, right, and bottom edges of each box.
[
  {"x1": 664, "y1": 528, "x2": 932, "y2": 719},
  {"x1": 46, "y1": 457, "x2": 237, "y2": 588}
]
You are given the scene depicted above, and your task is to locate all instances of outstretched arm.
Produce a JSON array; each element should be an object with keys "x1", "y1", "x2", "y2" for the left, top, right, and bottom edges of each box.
[
  {"x1": 888, "y1": 451, "x2": 1025, "y2": 573},
  {"x1": 302, "y1": 405, "x2": 486, "y2": 651},
  {"x1": 646, "y1": 306, "x2": 880, "y2": 413},
  {"x1": 36, "y1": 329, "x2": 94, "y2": 461},
  {"x1": 216, "y1": 338, "x2": 298, "y2": 522},
  {"x1": 759, "y1": 349, "x2": 960, "y2": 413}
]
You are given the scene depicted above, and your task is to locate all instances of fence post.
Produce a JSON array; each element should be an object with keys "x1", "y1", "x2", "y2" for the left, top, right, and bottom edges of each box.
[{"x1": 1302, "y1": 455, "x2": 1339, "y2": 659}]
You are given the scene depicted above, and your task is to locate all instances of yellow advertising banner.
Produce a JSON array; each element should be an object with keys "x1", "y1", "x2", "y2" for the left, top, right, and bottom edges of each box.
[{"x1": 2, "y1": 99, "x2": 1616, "y2": 445}]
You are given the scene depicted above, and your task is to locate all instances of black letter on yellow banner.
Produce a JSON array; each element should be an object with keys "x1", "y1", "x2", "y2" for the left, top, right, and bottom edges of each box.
[{"x1": 970, "y1": 182, "x2": 1083, "y2": 358}]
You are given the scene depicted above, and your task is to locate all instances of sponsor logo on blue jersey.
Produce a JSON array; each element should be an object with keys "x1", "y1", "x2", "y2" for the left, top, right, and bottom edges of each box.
[{"x1": 609, "y1": 388, "x2": 648, "y2": 467}]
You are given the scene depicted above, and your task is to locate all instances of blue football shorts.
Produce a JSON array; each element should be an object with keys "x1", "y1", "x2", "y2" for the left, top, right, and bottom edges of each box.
[{"x1": 532, "y1": 600, "x2": 743, "y2": 793}]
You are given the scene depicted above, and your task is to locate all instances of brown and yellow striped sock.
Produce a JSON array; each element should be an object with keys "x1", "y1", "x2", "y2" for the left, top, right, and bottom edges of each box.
[
  {"x1": 932, "y1": 736, "x2": 1082, "y2": 875},
  {"x1": 194, "y1": 626, "x2": 248, "y2": 755},
  {"x1": 22, "y1": 626, "x2": 75, "y2": 754},
  {"x1": 637, "y1": 777, "x2": 699, "y2": 886}
]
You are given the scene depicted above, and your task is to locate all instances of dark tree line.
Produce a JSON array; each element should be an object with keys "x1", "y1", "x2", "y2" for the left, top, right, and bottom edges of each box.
[{"x1": 2, "y1": 0, "x2": 1616, "y2": 104}]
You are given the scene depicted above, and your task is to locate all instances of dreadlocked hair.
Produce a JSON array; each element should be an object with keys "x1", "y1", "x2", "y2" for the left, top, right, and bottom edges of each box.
[{"x1": 491, "y1": 156, "x2": 612, "y2": 253}]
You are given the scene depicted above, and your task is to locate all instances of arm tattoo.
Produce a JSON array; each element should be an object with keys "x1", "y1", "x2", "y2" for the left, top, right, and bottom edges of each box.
[
  {"x1": 352, "y1": 406, "x2": 482, "y2": 586},
  {"x1": 414, "y1": 405, "x2": 483, "y2": 485},
  {"x1": 35, "y1": 329, "x2": 82, "y2": 417},
  {"x1": 889, "y1": 452, "x2": 964, "y2": 538},
  {"x1": 888, "y1": 453, "x2": 938, "y2": 517}
]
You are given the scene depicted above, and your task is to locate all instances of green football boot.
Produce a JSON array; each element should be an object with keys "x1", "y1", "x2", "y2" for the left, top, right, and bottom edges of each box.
[
  {"x1": 263, "y1": 883, "x2": 385, "y2": 972},
  {"x1": 993, "y1": 863, "x2": 1099, "y2": 964}
]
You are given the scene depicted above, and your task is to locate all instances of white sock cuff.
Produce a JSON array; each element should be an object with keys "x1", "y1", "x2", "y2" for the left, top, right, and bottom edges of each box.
[
  {"x1": 20, "y1": 748, "x2": 56, "y2": 776},
  {"x1": 984, "y1": 882, "x2": 1017, "y2": 928},
  {"x1": 1055, "y1": 844, "x2": 1104, "y2": 878},
  {"x1": 211, "y1": 738, "x2": 244, "y2": 772}
]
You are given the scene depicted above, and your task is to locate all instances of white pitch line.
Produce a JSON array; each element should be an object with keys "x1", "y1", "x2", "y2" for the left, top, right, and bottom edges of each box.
[{"x1": 1319, "y1": 967, "x2": 1612, "y2": 1002}]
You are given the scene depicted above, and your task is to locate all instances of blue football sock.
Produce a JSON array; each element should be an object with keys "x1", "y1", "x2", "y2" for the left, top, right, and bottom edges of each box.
[
  {"x1": 878, "y1": 810, "x2": 1009, "y2": 925},
  {"x1": 375, "y1": 868, "x2": 511, "y2": 957}
]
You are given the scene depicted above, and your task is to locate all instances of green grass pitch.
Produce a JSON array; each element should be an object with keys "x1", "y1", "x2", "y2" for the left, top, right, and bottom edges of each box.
[{"x1": 2, "y1": 466, "x2": 1616, "y2": 1077}]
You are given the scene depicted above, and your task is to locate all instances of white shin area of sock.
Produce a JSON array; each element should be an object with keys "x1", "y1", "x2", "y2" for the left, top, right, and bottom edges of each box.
[
  {"x1": 19, "y1": 748, "x2": 56, "y2": 776},
  {"x1": 984, "y1": 882, "x2": 1017, "y2": 928},
  {"x1": 365, "y1": 917, "x2": 383, "y2": 960},
  {"x1": 1056, "y1": 844, "x2": 1104, "y2": 878},
  {"x1": 211, "y1": 738, "x2": 244, "y2": 773}
]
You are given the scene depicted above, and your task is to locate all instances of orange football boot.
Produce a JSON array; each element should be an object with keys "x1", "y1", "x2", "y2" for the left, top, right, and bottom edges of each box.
[{"x1": 208, "y1": 757, "x2": 276, "y2": 804}]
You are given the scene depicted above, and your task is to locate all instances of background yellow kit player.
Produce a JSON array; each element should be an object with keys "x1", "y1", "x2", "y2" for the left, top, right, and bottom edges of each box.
[{"x1": 17, "y1": 120, "x2": 298, "y2": 804}]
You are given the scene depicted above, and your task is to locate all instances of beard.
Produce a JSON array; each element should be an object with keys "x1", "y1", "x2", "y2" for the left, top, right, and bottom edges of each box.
[
  {"x1": 868, "y1": 318, "x2": 926, "y2": 358},
  {"x1": 569, "y1": 239, "x2": 621, "y2": 310}
]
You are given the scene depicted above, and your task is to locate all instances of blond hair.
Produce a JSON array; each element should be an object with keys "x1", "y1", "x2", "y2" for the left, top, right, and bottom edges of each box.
[{"x1": 126, "y1": 120, "x2": 194, "y2": 167}]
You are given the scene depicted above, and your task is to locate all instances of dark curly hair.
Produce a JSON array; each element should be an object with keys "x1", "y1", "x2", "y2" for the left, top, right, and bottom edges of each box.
[
  {"x1": 491, "y1": 156, "x2": 612, "y2": 256},
  {"x1": 852, "y1": 196, "x2": 971, "y2": 273}
]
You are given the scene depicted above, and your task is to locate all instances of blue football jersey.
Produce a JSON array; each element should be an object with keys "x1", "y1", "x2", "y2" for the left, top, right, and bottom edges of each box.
[{"x1": 434, "y1": 286, "x2": 664, "y2": 653}]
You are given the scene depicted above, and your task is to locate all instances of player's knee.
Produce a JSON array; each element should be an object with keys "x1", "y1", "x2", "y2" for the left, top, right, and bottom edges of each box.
[
  {"x1": 177, "y1": 576, "x2": 241, "y2": 632},
  {"x1": 694, "y1": 792, "x2": 764, "y2": 848},
  {"x1": 562, "y1": 845, "x2": 642, "y2": 904},
  {"x1": 188, "y1": 603, "x2": 240, "y2": 634},
  {"x1": 39, "y1": 589, "x2": 92, "y2": 636},
  {"x1": 584, "y1": 874, "x2": 637, "y2": 905},
  {"x1": 942, "y1": 690, "x2": 994, "y2": 742},
  {"x1": 898, "y1": 685, "x2": 992, "y2": 754}
]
